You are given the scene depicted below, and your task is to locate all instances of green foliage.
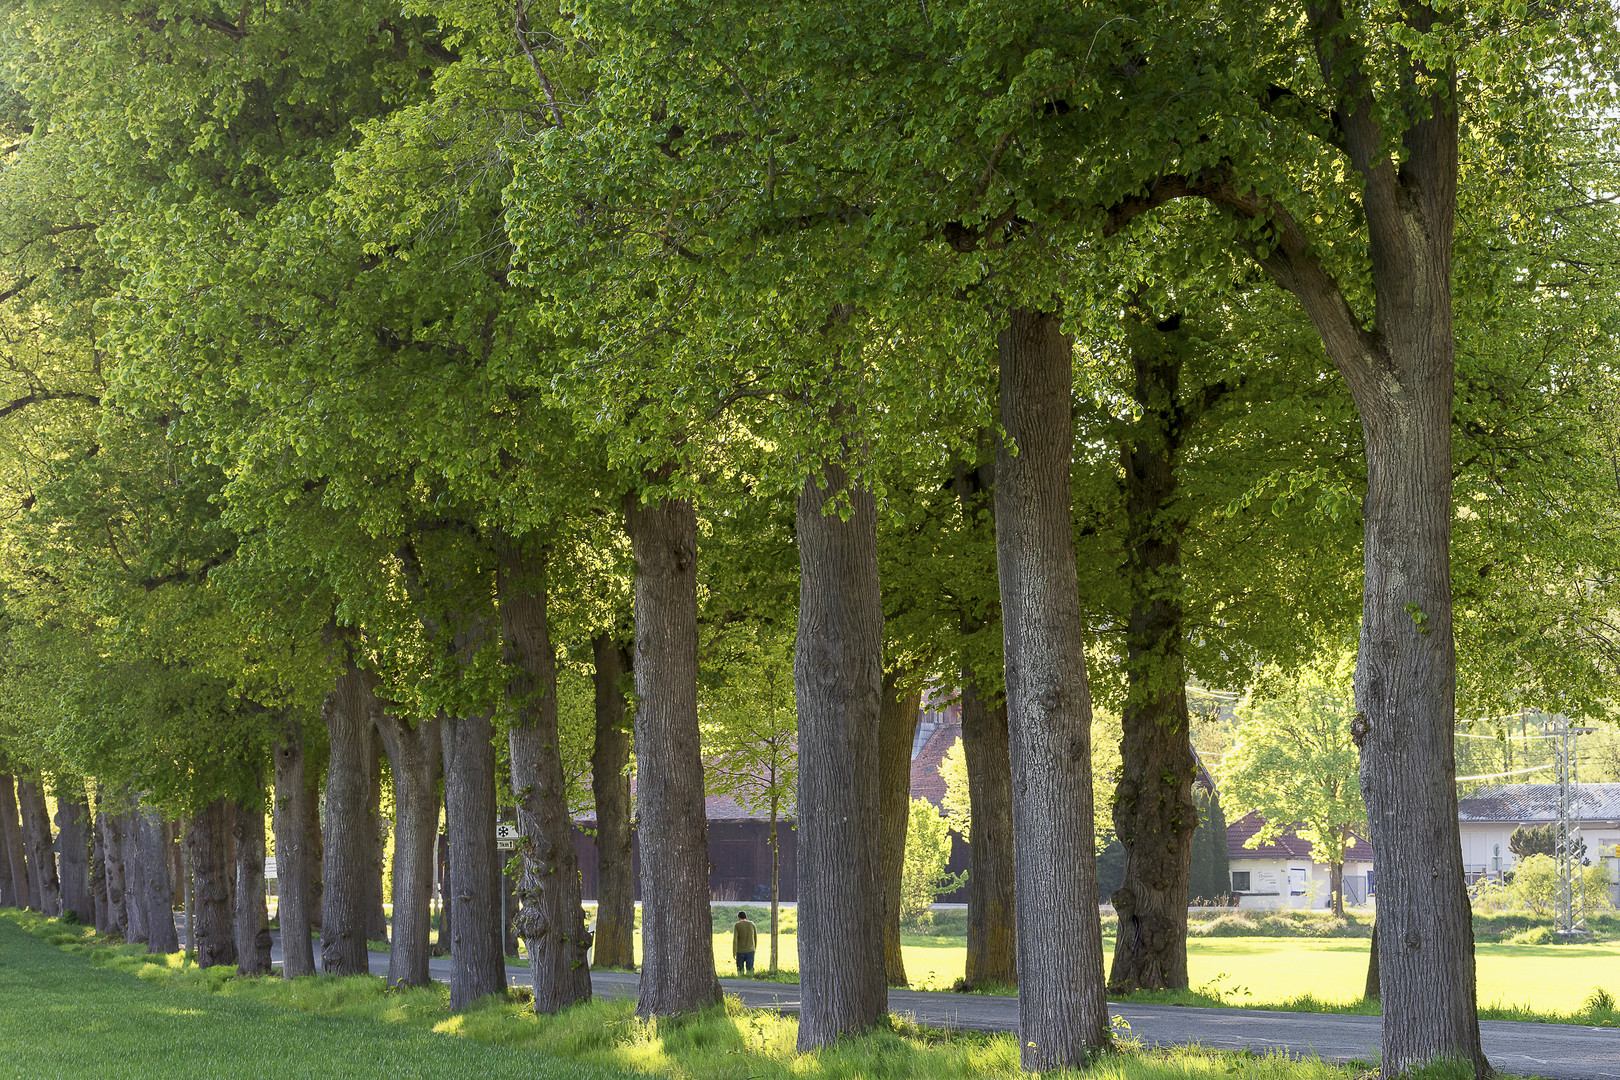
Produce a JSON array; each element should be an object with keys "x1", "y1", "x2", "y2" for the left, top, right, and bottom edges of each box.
[
  {"x1": 900, "y1": 799, "x2": 966, "y2": 921},
  {"x1": 1223, "y1": 650, "x2": 1365, "y2": 907},
  {"x1": 1511, "y1": 855, "x2": 1560, "y2": 915},
  {"x1": 1188, "y1": 788, "x2": 1231, "y2": 906},
  {"x1": 1510, "y1": 824, "x2": 1584, "y2": 862}
]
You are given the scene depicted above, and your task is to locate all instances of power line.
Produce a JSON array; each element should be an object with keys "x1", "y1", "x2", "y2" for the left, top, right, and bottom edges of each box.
[{"x1": 1454, "y1": 763, "x2": 1554, "y2": 782}]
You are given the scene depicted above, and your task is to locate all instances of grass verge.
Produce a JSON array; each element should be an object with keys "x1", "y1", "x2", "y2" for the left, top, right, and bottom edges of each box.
[{"x1": 6, "y1": 909, "x2": 1376, "y2": 1080}]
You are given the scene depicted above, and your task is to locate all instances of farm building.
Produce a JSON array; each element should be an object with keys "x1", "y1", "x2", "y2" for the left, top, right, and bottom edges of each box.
[
  {"x1": 1456, "y1": 783, "x2": 1620, "y2": 895},
  {"x1": 1226, "y1": 812, "x2": 1375, "y2": 910}
]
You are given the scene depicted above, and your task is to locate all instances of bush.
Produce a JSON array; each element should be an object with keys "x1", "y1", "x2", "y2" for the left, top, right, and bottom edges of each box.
[
  {"x1": 1511, "y1": 854, "x2": 1559, "y2": 913},
  {"x1": 1582, "y1": 863, "x2": 1613, "y2": 911},
  {"x1": 901, "y1": 798, "x2": 966, "y2": 920}
]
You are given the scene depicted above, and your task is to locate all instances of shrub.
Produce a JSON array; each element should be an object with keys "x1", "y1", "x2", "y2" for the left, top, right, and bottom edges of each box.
[
  {"x1": 1511, "y1": 854, "x2": 1558, "y2": 913},
  {"x1": 900, "y1": 798, "x2": 966, "y2": 920},
  {"x1": 1582, "y1": 863, "x2": 1613, "y2": 911}
]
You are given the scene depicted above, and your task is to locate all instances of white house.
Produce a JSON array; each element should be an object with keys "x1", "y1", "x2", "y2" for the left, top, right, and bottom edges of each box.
[
  {"x1": 1456, "y1": 783, "x2": 1620, "y2": 897},
  {"x1": 1226, "y1": 812, "x2": 1375, "y2": 910}
]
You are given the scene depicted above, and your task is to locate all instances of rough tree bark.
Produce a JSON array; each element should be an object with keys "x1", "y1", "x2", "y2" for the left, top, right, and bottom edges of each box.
[
  {"x1": 321, "y1": 656, "x2": 374, "y2": 976},
  {"x1": 88, "y1": 809, "x2": 106, "y2": 932},
  {"x1": 441, "y1": 700, "x2": 506, "y2": 1010},
  {"x1": 497, "y1": 540, "x2": 592, "y2": 1013},
  {"x1": 187, "y1": 798, "x2": 238, "y2": 969},
  {"x1": 97, "y1": 804, "x2": 127, "y2": 937},
  {"x1": 589, "y1": 631, "x2": 636, "y2": 972},
  {"x1": 18, "y1": 778, "x2": 60, "y2": 915},
  {"x1": 303, "y1": 769, "x2": 324, "y2": 932},
  {"x1": 138, "y1": 807, "x2": 179, "y2": 954},
  {"x1": 993, "y1": 307, "x2": 1110, "y2": 1068},
  {"x1": 1192, "y1": 12, "x2": 1485, "y2": 1071},
  {"x1": 794, "y1": 459, "x2": 888, "y2": 1049},
  {"x1": 1108, "y1": 314, "x2": 1206, "y2": 995},
  {"x1": 1365, "y1": 921, "x2": 1380, "y2": 1000},
  {"x1": 624, "y1": 491, "x2": 721, "y2": 1017},
  {"x1": 272, "y1": 718, "x2": 316, "y2": 977},
  {"x1": 949, "y1": 448, "x2": 1019, "y2": 990},
  {"x1": 234, "y1": 796, "x2": 273, "y2": 975},
  {"x1": 122, "y1": 812, "x2": 149, "y2": 944},
  {"x1": 55, "y1": 786, "x2": 95, "y2": 924},
  {"x1": 877, "y1": 668, "x2": 921, "y2": 987},
  {"x1": 959, "y1": 674, "x2": 1018, "y2": 989},
  {"x1": 365, "y1": 731, "x2": 389, "y2": 943},
  {"x1": 0, "y1": 774, "x2": 26, "y2": 908},
  {"x1": 374, "y1": 703, "x2": 440, "y2": 988}
]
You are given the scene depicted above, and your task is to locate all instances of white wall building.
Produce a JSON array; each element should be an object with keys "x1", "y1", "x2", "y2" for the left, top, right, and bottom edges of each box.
[
  {"x1": 1456, "y1": 783, "x2": 1620, "y2": 896},
  {"x1": 1226, "y1": 812, "x2": 1375, "y2": 911}
]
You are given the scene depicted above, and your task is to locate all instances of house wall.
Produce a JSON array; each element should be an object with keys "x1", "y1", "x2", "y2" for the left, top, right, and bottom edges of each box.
[
  {"x1": 1459, "y1": 821, "x2": 1620, "y2": 879},
  {"x1": 1229, "y1": 857, "x2": 1373, "y2": 910},
  {"x1": 572, "y1": 820, "x2": 800, "y2": 903}
]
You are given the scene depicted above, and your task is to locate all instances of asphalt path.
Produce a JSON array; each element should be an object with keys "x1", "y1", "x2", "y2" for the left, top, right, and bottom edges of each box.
[{"x1": 260, "y1": 932, "x2": 1617, "y2": 1080}]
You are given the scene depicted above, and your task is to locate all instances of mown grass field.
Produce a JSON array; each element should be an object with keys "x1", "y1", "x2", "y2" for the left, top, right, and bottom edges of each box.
[{"x1": 2, "y1": 911, "x2": 1384, "y2": 1080}]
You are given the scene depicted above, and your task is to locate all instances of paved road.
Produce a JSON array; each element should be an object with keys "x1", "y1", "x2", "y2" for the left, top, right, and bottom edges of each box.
[{"x1": 264, "y1": 935, "x2": 1617, "y2": 1080}]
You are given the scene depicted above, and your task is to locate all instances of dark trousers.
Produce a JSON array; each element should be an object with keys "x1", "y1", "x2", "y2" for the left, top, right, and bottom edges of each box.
[{"x1": 735, "y1": 950, "x2": 755, "y2": 974}]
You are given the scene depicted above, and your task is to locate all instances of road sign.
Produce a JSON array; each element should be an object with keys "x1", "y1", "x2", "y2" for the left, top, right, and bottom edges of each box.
[{"x1": 496, "y1": 822, "x2": 521, "y2": 850}]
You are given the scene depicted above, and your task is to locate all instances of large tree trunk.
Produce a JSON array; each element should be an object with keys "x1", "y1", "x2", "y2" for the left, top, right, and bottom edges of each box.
[
  {"x1": 235, "y1": 796, "x2": 273, "y2": 975},
  {"x1": 122, "y1": 812, "x2": 149, "y2": 944},
  {"x1": 590, "y1": 631, "x2": 636, "y2": 972},
  {"x1": 1224, "y1": 19, "x2": 1484, "y2": 1073},
  {"x1": 139, "y1": 807, "x2": 179, "y2": 954},
  {"x1": 794, "y1": 462, "x2": 888, "y2": 1049},
  {"x1": 55, "y1": 785, "x2": 95, "y2": 924},
  {"x1": 321, "y1": 657, "x2": 374, "y2": 976},
  {"x1": 374, "y1": 706, "x2": 440, "y2": 988},
  {"x1": 88, "y1": 808, "x2": 106, "y2": 932},
  {"x1": 877, "y1": 669, "x2": 921, "y2": 987},
  {"x1": 97, "y1": 805, "x2": 127, "y2": 938},
  {"x1": 1365, "y1": 921, "x2": 1380, "y2": 1001},
  {"x1": 993, "y1": 307, "x2": 1110, "y2": 1068},
  {"x1": 960, "y1": 675, "x2": 1017, "y2": 989},
  {"x1": 1108, "y1": 310, "x2": 1202, "y2": 995},
  {"x1": 950, "y1": 441, "x2": 1019, "y2": 990},
  {"x1": 365, "y1": 731, "x2": 389, "y2": 945},
  {"x1": 18, "y1": 778, "x2": 60, "y2": 915},
  {"x1": 498, "y1": 540, "x2": 592, "y2": 1013},
  {"x1": 0, "y1": 774, "x2": 27, "y2": 908},
  {"x1": 187, "y1": 798, "x2": 238, "y2": 969},
  {"x1": 624, "y1": 491, "x2": 721, "y2": 1017},
  {"x1": 303, "y1": 767, "x2": 323, "y2": 933},
  {"x1": 272, "y1": 718, "x2": 317, "y2": 977},
  {"x1": 441, "y1": 703, "x2": 507, "y2": 1010}
]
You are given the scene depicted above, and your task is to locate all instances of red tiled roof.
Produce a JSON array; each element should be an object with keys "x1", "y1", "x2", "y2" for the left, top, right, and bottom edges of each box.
[
  {"x1": 910, "y1": 722, "x2": 961, "y2": 808},
  {"x1": 1226, "y1": 811, "x2": 1374, "y2": 861}
]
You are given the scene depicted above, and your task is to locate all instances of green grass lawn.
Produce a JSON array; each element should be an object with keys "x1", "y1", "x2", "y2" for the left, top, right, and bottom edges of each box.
[
  {"x1": 0, "y1": 916, "x2": 619, "y2": 1080},
  {"x1": 676, "y1": 930, "x2": 1620, "y2": 1018},
  {"x1": 3, "y1": 910, "x2": 1380, "y2": 1080}
]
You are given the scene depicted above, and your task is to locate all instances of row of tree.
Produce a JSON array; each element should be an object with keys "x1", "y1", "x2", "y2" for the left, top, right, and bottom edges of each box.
[{"x1": 1, "y1": 3, "x2": 1618, "y2": 1077}]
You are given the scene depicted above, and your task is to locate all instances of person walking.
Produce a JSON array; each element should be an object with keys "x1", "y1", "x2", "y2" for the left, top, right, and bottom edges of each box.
[{"x1": 732, "y1": 910, "x2": 757, "y2": 975}]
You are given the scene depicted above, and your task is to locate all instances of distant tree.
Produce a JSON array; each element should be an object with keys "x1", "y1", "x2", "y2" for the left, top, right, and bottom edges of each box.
[
  {"x1": 899, "y1": 799, "x2": 965, "y2": 922},
  {"x1": 1224, "y1": 651, "x2": 1365, "y2": 916},
  {"x1": 1187, "y1": 788, "x2": 1231, "y2": 905},
  {"x1": 1509, "y1": 824, "x2": 1584, "y2": 863}
]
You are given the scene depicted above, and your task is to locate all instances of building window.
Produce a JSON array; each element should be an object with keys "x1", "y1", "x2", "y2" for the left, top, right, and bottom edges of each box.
[
  {"x1": 1231, "y1": 871, "x2": 1251, "y2": 892},
  {"x1": 1289, "y1": 868, "x2": 1307, "y2": 895}
]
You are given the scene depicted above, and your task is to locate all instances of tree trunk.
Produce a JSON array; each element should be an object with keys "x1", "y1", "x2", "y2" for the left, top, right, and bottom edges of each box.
[
  {"x1": 794, "y1": 462, "x2": 888, "y2": 1048},
  {"x1": 321, "y1": 657, "x2": 374, "y2": 976},
  {"x1": 993, "y1": 307, "x2": 1110, "y2": 1068},
  {"x1": 436, "y1": 800, "x2": 452, "y2": 956},
  {"x1": 441, "y1": 703, "x2": 507, "y2": 1010},
  {"x1": 97, "y1": 803, "x2": 127, "y2": 937},
  {"x1": 167, "y1": 820, "x2": 185, "y2": 911},
  {"x1": 303, "y1": 766, "x2": 323, "y2": 933},
  {"x1": 1107, "y1": 314, "x2": 1200, "y2": 995},
  {"x1": 589, "y1": 631, "x2": 636, "y2": 972},
  {"x1": 139, "y1": 807, "x2": 179, "y2": 954},
  {"x1": 624, "y1": 491, "x2": 721, "y2": 1017},
  {"x1": 18, "y1": 778, "x2": 60, "y2": 915},
  {"x1": 272, "y1": 718, "x2": 317, "y2": 977},
  {"x1": 1330, "y1": 861, "x2": 1345, "y2": 917},
  {"x1": 497, "y1": 540, "x2": 592, "y2": 1013},
  {"x1": 0, "y1": 774, "x2": 27, "y2": 908},
  {"x1": 1365, "y1": 921, "x2": 1380, "y2": 1001},
  {"x1": 0, "y1": 778, "x2": 15, "y2": 909},
  {"x1": 374, "y1": 706, "x2": 440, "y2": 988},
  {"x1": 55, "y1": 786, "x2": 95, "y2": 924},
  {"x1": 769, "y1": 800, "x2": 781, "y2": 971},
  {"x1": 877, "y1": 669, "x2": 921, "y2": 987},
  {"x1": 122, "y1": 812, "x2": 149, "y2": 944},
  {"x1": 960, "y1": 674, "x2": 1018, "y2": 989},
  {"x1": 187, "y1": 798, "x2": 237, "y2": 969},
  {"x1": 234, "y1": 796, "x2": 273, "y2": 975},
  {"x1": 366, "y1": 730, "x2": 389, "y2": 944}
]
